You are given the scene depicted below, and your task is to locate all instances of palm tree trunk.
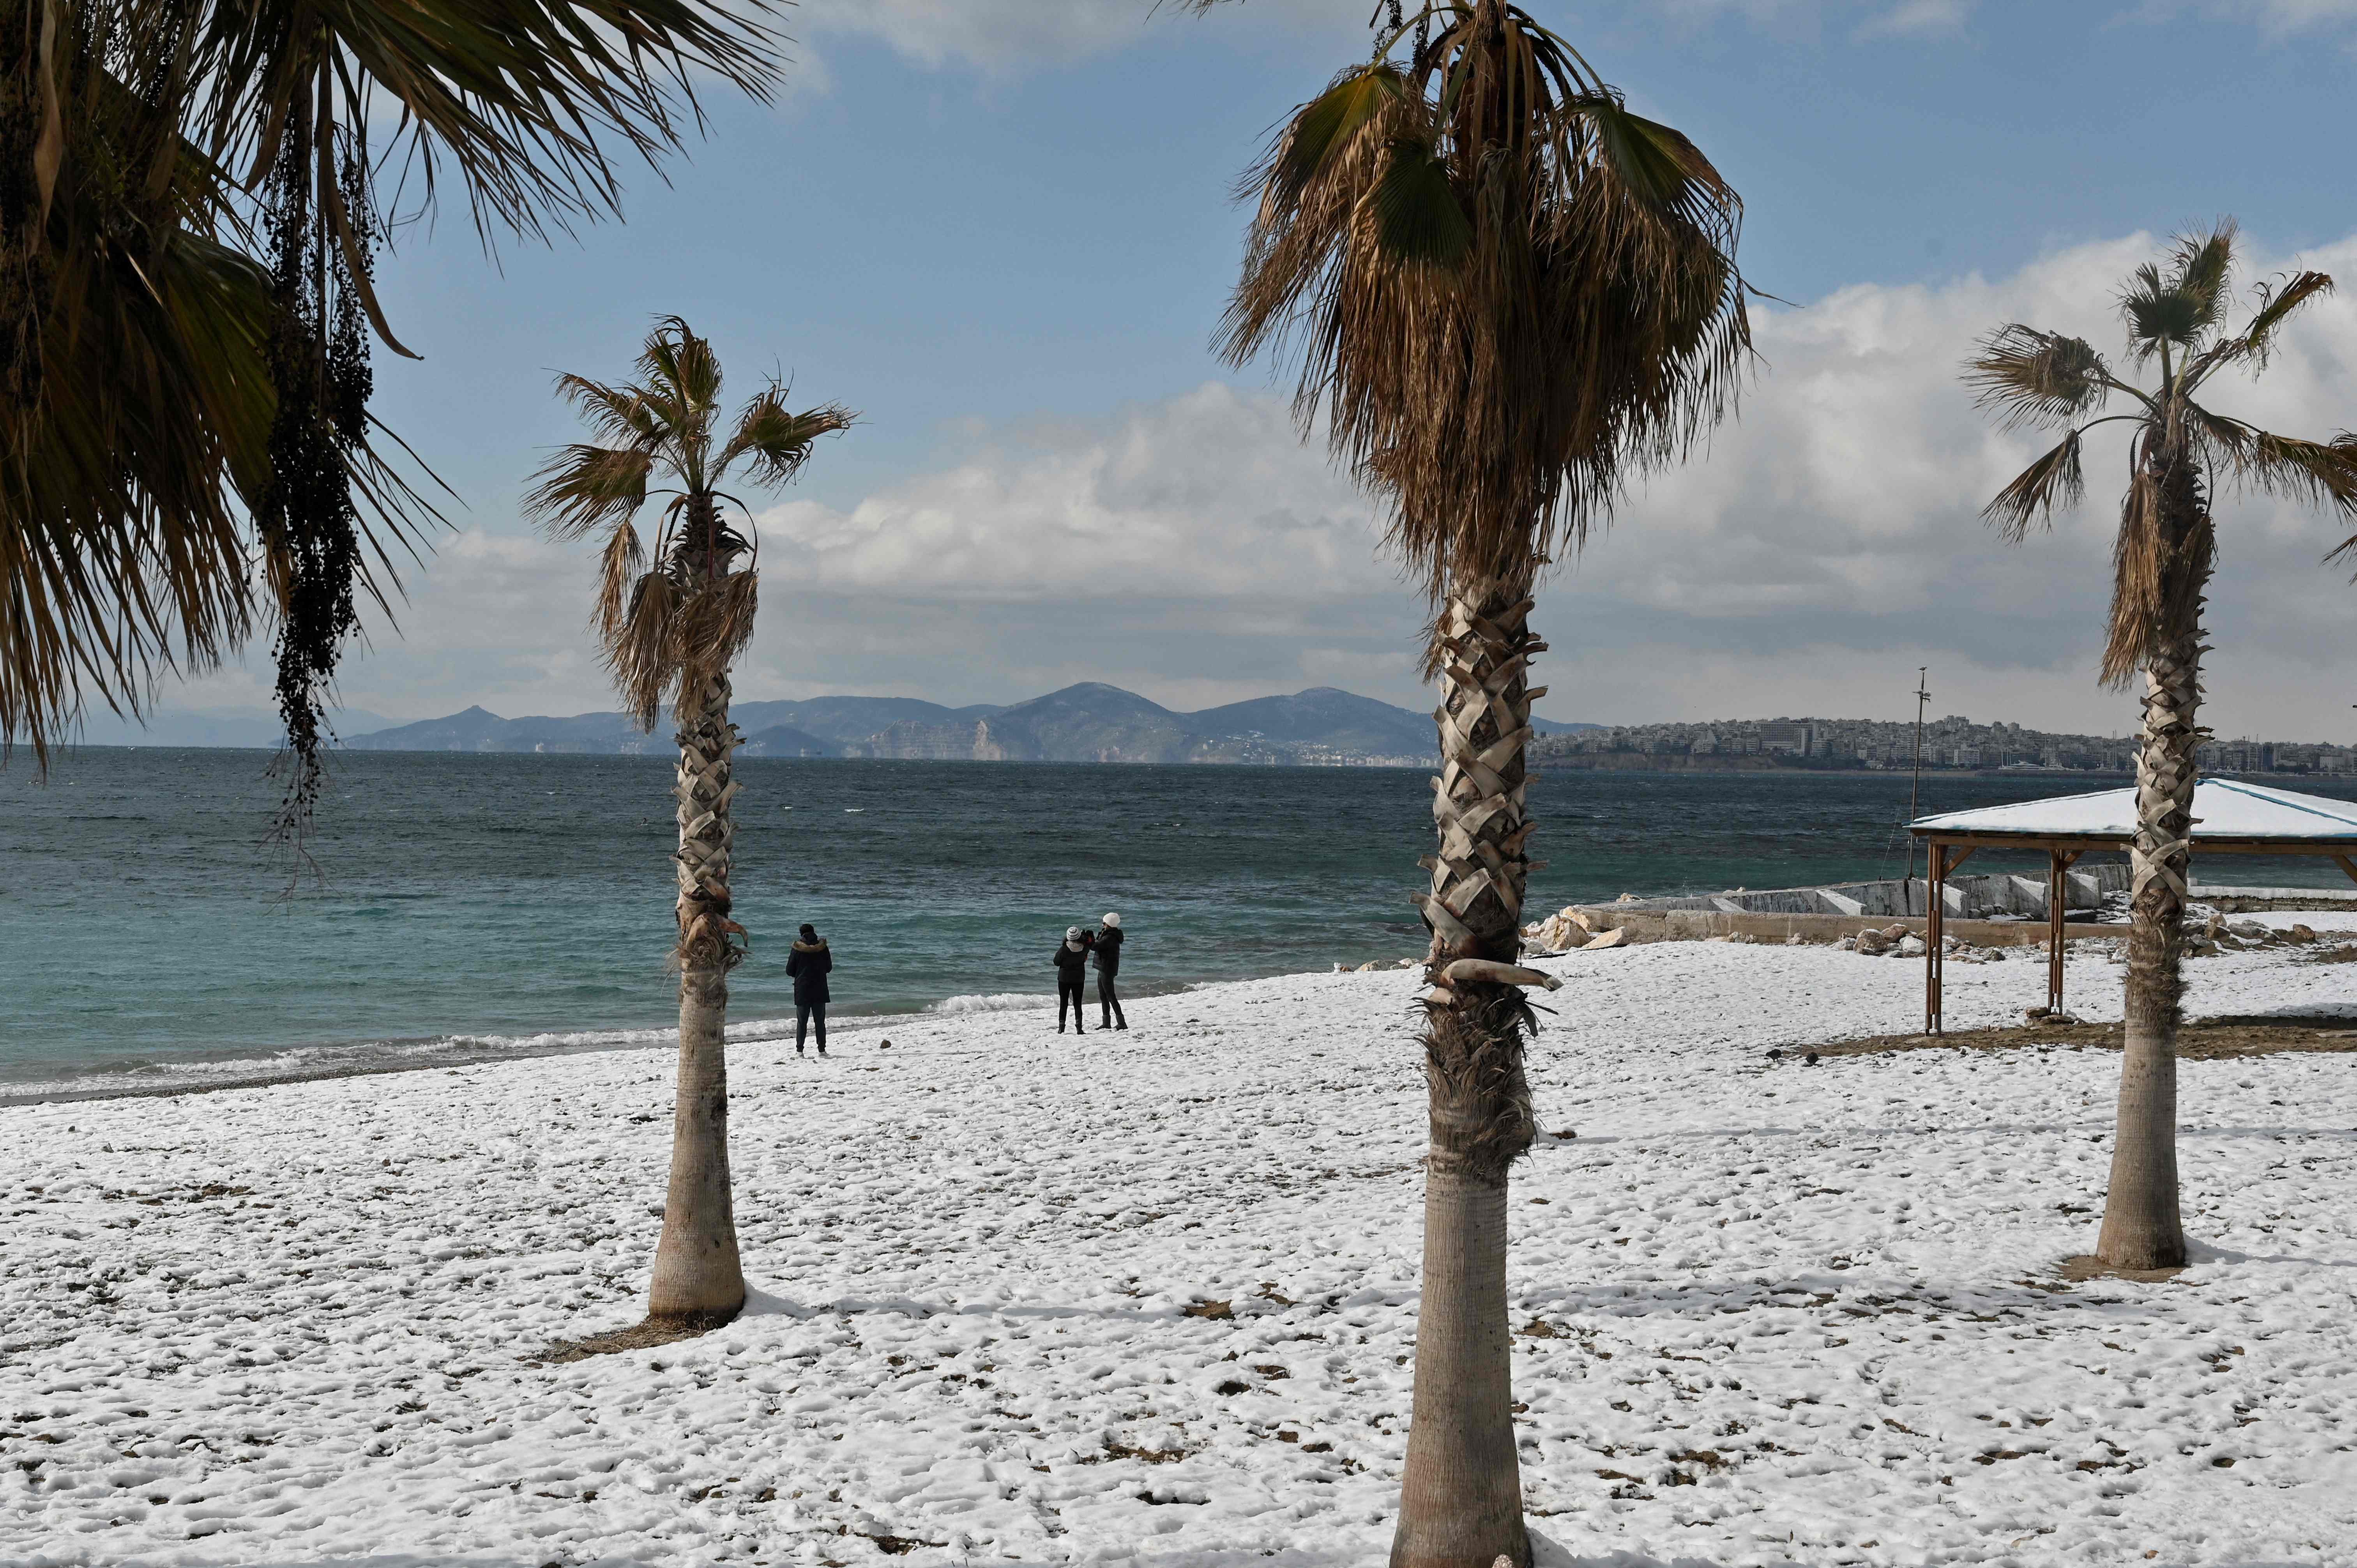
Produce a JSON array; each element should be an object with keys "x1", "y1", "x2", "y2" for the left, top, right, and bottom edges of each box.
[
  {"x1": 1396, "y1": 581, "x2": 1539, "y2": 1568},
  {"x1": 2097, "y1": 456, "x2": 2208, "y2": 1272},
  {"x1": 647, "y1": 667, "x2": 747, "y2": 1324}
]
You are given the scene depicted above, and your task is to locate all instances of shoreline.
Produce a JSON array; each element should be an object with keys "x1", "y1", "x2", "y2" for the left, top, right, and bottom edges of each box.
[
  {"x1": 16, "y1": 870, "x2": 2356, "y2": 1107},
  {"x1": 0, "y1": 971, "x2": 1253, "y2": 1108}
]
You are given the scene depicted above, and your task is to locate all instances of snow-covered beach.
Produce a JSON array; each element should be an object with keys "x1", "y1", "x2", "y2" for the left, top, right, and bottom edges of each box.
[{"x1": 5, "y1": 922, "x2": 2355, "y2": 1567}]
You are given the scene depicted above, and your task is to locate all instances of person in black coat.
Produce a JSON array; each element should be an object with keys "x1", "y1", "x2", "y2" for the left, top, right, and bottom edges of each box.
[
  {"x1": 1053, "y1": 925, "x2": 1090, "y2": 1034},
  {"x1": 786, "y1": 923, "x2": 832, "y2": 1057},
  {"x1": 1092, "y1": 911, "x2": 1127, "y2": 1030}
]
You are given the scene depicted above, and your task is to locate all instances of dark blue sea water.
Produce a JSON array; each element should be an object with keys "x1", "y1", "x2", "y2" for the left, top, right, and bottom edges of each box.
[{"x1": 6, "y1": 749, "x2": 2353, "y2": 1099}]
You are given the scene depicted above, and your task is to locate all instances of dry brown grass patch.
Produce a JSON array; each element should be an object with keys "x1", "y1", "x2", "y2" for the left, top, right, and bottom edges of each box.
[
  {"x1": 533, "y1": 1309, "x2": 738, "y2": 1364},
  {"x1": 1808, "y1": 1015, "x2": 2357, "y2": 1061},
  {"x1": 2058, "y1": 1255, "x2": 2189, "y2": 1285}
]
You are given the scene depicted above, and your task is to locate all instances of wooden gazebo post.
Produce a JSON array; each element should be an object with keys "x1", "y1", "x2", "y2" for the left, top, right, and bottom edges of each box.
[
  {"x1": 2047, "y1": 847, "x2": 2085, "y2": 1015},
  {"x1": 1924, "y1": 840, "x2": 1973, "y2": 1035}
]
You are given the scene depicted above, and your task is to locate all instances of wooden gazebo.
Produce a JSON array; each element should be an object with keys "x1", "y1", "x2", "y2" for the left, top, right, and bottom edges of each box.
[{"x1": 1908, "y1": 779, "x2": 2357, "y2": 1034}]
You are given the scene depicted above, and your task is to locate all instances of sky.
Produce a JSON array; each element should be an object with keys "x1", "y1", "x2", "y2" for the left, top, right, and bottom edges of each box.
[{"x1": 101, "y1": 0, "x2": 2357, "y2": 742}]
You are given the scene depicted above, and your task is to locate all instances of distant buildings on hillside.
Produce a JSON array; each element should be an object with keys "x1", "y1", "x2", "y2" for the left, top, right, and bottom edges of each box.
[{"x1": 1532, "y1": 715, "x2": 2357, "y2": 776}]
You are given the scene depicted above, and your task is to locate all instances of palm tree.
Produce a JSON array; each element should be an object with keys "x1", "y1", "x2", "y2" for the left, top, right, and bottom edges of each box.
[
  {"x1": 528, "y1": 316, "x2": 850, "y2": 1328},
  {"x1": 1967, "y1": 223, "x2": 2357, "y2": 1271},
  {"x1": 4, "y1": 0, "x2": 782, "y2": 824},
  {"x1": 1193, "y1": 3, "x2": 1749, "y2": 1562}
]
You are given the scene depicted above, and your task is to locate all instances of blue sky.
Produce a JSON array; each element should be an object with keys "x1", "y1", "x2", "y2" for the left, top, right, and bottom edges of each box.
[{"x1": 119, "y1": 0, "x2": 2357, "y2": 740}]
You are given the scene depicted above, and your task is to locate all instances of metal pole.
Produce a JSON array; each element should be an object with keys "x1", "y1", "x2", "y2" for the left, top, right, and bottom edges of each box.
[{"x1": 1904, "y1": 668, "x2": 1930, "y2": 894}]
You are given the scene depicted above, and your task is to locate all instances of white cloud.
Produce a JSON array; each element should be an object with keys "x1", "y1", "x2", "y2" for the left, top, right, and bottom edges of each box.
[
  {"x1": 1853, "y1": 0, "x2": 1973, "y2": 37},
  {"x1": 752, "y1": 384, "x2": 1397, "y2": 600},
  {"x1": 792, "y1": 0, "x2": 1331, "y2": 71},
  {"x1": 155, "y1": 228, "x2": 2357, "y2": 742}
]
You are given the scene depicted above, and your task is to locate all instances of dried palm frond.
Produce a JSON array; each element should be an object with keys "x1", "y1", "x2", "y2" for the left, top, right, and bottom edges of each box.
[
  {"x1": 1218, "y1": 0, "x2": 1749, "y2": 634},
  {"x1": 1965, "y1": 327, "x2": 2110, "y2": 431},
  {"x1": 528, "y1": 445, "x2": 657, "y2": 539},
  {"x1": 717, "y1": 390, "x2": 855, "y2": 487},
  {"x1": 611, "y1": 567, "x2": 677, "y2": 727},
  {"x1": 1981, "y1": 430, "x2": 2085, "y2": 541}
]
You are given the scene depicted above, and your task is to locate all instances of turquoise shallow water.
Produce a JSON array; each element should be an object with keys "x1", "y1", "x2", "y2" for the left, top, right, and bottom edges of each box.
[{"x1": 5, "y1": 749, "x2": 2352, "y2": 1098}]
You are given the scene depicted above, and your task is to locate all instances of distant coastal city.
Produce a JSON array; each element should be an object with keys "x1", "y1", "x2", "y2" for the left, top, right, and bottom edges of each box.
[{"x1": 1533, "y1": 714, "x2": 2357, "y2": 776}]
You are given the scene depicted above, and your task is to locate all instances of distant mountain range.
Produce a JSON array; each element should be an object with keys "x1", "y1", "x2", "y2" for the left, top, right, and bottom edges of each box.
[{"x1": 339, "y1": 684, "x2": 1600, "y2": 766}]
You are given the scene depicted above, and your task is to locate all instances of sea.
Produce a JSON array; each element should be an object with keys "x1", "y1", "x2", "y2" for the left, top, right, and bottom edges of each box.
[{"x1": 7, "y1": 748, "x2": 2355, "y2": 1102}]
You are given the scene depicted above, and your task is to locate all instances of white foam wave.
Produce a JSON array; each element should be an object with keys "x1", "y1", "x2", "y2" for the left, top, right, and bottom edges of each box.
[{"x1": 922, "y1": 991, "x2": 1051, "y2": 1017}]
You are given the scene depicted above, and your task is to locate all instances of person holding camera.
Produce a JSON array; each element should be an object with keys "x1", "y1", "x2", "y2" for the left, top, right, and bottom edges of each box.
[{"x1": 1093, "y1": 911, "x2": 1127, "y2": 1030}]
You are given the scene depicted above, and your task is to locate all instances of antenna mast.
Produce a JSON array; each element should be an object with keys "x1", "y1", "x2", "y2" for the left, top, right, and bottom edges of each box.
[{"x1": 1904, "y1": 668, "x2": 1930, "y2": 895}]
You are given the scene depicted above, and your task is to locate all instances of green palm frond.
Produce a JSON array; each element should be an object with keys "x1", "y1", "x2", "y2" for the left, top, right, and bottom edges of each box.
[
  {"x1": 3, "y1": 2, "x2": 434, "y2": 767},
  {"x1": 1965, "y1": 327, "x2": 2110, "y2": 431},
  {"x1": 1366, "y1": 137, "x2": 1472, "y2": 268},
  {"x1": 2121, "y1": 221, "x2": 2236, "y2": 363},
  {"x1": 188, "y1": 0, "x2": 784, "y2": 246},
  {"x1": 1271, "y1": 65, "x2": 1406, "y2": 210}
]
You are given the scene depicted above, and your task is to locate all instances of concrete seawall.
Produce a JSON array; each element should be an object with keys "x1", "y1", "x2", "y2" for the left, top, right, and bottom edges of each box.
[{"x1": 1570, "y1": 864, "x2": 2133, "y2": 923}]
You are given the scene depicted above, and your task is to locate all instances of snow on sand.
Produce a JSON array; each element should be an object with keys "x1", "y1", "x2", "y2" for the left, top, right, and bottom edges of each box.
[{"x1": 4, "y1": 931, "x2": 2355, "y2": 1566}]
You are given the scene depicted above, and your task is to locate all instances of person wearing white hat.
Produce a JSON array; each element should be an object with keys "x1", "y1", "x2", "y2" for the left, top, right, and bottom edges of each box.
[
  {"x1": 1093, "y1": 912, "x2": 1127, "y2": 1031},
  {"x1": 1053, "y1": 925, "x2": 1091, "y2": 1033}
]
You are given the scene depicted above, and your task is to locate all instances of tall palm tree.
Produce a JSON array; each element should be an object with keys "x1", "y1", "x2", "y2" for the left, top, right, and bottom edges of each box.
[
  {"x1": 1967, "y1": 223, "x2": 2357, "y2": 1271},
  {"x1": 1194, "y1": 3, "x2": 1749, "y2": 1562},
  {"x1": 528, "y1": 316, "x2": 850, "y2": 1327},
  {"x1": 4, "y1": 0, "x2": 782, "y2": 824}
]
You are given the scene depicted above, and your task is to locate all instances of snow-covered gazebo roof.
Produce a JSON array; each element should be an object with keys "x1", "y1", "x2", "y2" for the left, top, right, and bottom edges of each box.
[
  {"x1": 1906, "y1": 778, "x2": 2357, "y2": 1034},
  {"x1": 1910, "y1": 778, "x2": 2357, "y2": 850}
]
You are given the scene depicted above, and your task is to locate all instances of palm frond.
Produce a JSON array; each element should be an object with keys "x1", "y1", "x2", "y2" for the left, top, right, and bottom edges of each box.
[
  {"x1": 671, "y1": 566, "x2": 758, "y2": 701},
  {"x1": 610, "y1": 567, "x2": 677, "y2": 727},
  {"x1": 1364, "y1": 137, "x2": 1472, "y2": 268},
  {"x1": 2193, "y1": 410, "x2": 2357, "y2": 516},
  {"x1": 523, "y1": 443, "x2": 656, "y2": 539},
  {"x1": 593, "y1": 520, "x2": 643, "y2": 643},
  {"x1": 2100, "y1": 468, "x2": 2166, "y2": 687},
  {"x1": 555, "y1": 373, "x2": 669, "y2": 450},
  {"x1": 188, "y1": 0, "x2": 784, "y2": 247},
  {"x1": 1965, "y1": 327, "x2": 2108, "y2": 431},
  {"x1": 715, "y1": 390, "x2": 854, "y2": 487},
  {"x1": 2, "y1": 4, "x2": 433, "y2": 767},
  {"x1": 1981, "y1": 430, "x2": 2085, "y2": 541},
  {"x1": 1270, "y1": 65, "x2": 1405, "y2": 212},
  {"x1": 2120, "y1": 221, "x2": 2236, "y2": 362},
  {"x1": 2187, "y1": 270, "x2": 2334, "y2": 387},
  {"x1": 1217, "y1": 0, "x2": 1749, "y2": 609}
]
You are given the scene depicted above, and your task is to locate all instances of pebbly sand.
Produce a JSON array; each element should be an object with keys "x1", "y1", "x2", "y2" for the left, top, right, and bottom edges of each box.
[{"x1": 4, "y1": 916, "x2": 2355, "y2": 1566}]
